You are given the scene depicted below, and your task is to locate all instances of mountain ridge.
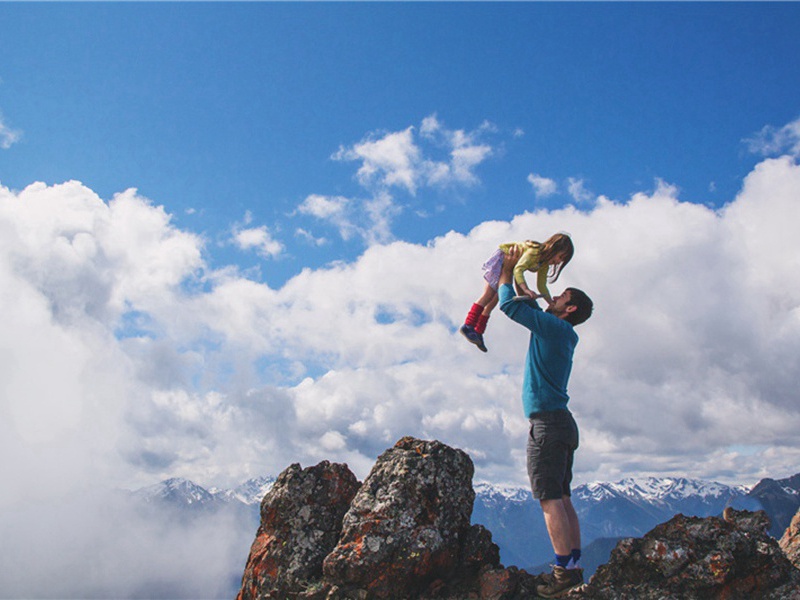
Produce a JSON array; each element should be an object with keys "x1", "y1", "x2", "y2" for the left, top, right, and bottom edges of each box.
[{"x1": 132, "y1": 471, "x2": 800, "y2": 573}]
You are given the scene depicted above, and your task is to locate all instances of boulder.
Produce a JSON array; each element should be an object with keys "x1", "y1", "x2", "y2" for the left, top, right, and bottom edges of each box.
[
  {"x1": 322, "y1": 436, "x2": 489, "y2": 598},
  {"x1": 237, "y1": 461, "x2": 360, "y2": 600},
  {"x1": 584, "y1": 507, "x2": 800, "y2": 599}
]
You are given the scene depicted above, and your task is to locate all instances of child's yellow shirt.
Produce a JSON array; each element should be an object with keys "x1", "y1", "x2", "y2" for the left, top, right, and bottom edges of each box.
[{"x1": 499, "y1": 241, "x2": 551, "y2": 301}]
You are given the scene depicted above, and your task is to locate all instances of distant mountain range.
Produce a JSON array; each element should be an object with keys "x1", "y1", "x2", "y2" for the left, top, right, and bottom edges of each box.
[
  {"x1": 472, "y1": 473, "x2": 800, "y2": 573},
  {"x1": 133, "y1": 475, "x2": 276, "y2": 509},
  {"x1": 130, "y1": 471, "x2": 800, "y2": 583}
]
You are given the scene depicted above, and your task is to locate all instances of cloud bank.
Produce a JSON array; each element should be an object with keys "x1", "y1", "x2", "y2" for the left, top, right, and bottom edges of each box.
[
  {"x1": 2, "y1": 119, "x2": 800, "y2": 597},
  {"x1": 3, "y1": 157, "x2": 800, "y2": 488}
]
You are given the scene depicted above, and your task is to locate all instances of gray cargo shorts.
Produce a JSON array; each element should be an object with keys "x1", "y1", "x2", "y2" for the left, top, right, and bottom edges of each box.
[{"x1": 527, "y1": 409, "x2": 579, "y2": 500}]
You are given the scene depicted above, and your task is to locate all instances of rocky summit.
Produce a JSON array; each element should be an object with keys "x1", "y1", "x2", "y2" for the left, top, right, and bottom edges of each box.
[
  {"x1": 237, "y1": 460, "x2": 360, "y2": 599},
  {"x1": 237, "y1": 437, "x2": 800, "y2": 600},
  {"x1": 583, "y1": 507, "x2": 800, "y2": 599}
]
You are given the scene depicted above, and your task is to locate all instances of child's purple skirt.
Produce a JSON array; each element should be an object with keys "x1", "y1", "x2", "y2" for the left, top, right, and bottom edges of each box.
[{"x1": 482, "y1": 249, "x2": 504, "y2": 290}]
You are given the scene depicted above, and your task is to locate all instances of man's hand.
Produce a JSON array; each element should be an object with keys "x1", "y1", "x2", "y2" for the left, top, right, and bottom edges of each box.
[{"x1": 499, "y1": 246, "x2": 521, "y2": 286}]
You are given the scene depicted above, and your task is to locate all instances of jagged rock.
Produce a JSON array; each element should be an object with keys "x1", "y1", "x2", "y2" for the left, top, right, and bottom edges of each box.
[
  {"x1": 322, "y1": 436, "x2": 490, "y2": 598},
  {"x1": 237, "y1": 461, "x2": 360, "y2": 600},
  {"x1": 237, "y1": 439, "x2": 800, "y2": 600},
  {"x1": 584, "y1": 507, "x2": 800, "y2": 599},
  {"x1": 476, "y1": 565, "x2": 541, "y2": 600},
  {"x1": 780, "y1": 508, "x2": 800, "y2": 570}
]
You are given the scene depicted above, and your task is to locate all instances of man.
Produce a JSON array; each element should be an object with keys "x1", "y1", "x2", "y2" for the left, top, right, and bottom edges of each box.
[{"x1": 498, "y1": 245, "x2": 593, "y2": 598}]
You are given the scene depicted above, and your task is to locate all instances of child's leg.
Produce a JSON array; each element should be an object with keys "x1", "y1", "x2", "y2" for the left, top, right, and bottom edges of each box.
[
  {"x1": 475, "y1": 285, "x2": 498, "y2": 334},
  {"x1": 475, "y1": 283, "x2": 498, "y2": 310},
  {"x1": 465, "y1": 283, "x2": 497, "y2": 325},
  {"x1": 482, "y1": 293, "x2": 499, "y2": 315}
]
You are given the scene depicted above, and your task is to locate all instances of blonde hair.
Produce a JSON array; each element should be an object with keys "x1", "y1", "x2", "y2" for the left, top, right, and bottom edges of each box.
[{"x1": 532, "y1": 233, "x2": 574, "y2": 282}]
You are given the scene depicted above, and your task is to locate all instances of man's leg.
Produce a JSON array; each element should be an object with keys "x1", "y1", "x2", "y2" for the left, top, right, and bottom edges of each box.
[
  {"x1": 540, "y1": 498, "x2": 575, "y2": 557},
  {"x1": 529, "y1": 412, "x2": 583, "y2": 597},
  {"x1": 537, "y1": 500, "x2": 584, "y2": 598},
  {"x1": 562, "y1": 495, "x2": 581, "y2": 554}
]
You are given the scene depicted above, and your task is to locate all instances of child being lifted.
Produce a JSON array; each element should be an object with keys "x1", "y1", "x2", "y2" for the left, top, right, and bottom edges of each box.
[{"x1": 460, "y1": 232, "x2": 574, "y2": 352}]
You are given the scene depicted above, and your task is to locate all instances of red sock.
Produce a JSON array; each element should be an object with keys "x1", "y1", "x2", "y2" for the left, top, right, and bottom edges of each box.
[
  {"x1": 465, "y1": 303, "x2": 483, "y2": 327},
  {"x1": 475, "y1": 313, "x2": 490, "y2": 334}
]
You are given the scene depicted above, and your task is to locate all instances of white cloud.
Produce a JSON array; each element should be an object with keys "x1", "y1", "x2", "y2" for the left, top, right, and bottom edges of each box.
[
  {"x1": 4, "y1": 162, "x2": 800, "y2": 489},
  {"x1": 295, "y1": 192, "x2": 395, "y2": 245},
  {"x1": 333, "y1": 115, "x2": 495, "y2": 195},
  {"x1": 297, "y1": 193, "x2": 349, "y2": 219},
  {"x1": 333, "y1": 126, "x2": 421, "y2": 194},
  {"x1": 0, "y1": 111, "x2": 22, "y2": 149},
  {"x1": 306, "y1": 116, "x2": 497, "y2": 247},
  {"x1": 567, "y1": 177, "x2": 594, "y2": 203},
  {"x1": 418, "y1": 114, "x2": 494, "y2": 188},
  {"x1": 296, "y1": 193, "x2": 358, "y2": 241},
  {"x1": 527, "y1": 173, "x2": 558, "y2": 197},
  {"x1": 233, "y1": 225, "x2": 284, "y2": 259},
  {"x1": 3, "y1": 142, "x2": 800, "y2": 594},
  {"x1": 295, "y1": 227, "x2": 327, "y2": 246},
  {"x1": 744, "y1": 115, "x2": 800, "y2": 157}
]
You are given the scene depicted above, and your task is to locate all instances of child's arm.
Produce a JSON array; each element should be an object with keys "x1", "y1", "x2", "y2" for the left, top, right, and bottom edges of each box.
[
  {"x1": 536, "y1": 267, "x2": 553, "y2": 304},
  {"x1": 513, "y1": 247, "x2": 540, "y2": 297}
]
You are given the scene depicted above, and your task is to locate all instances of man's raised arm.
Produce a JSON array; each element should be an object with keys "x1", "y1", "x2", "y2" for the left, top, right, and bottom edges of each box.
[{"x1": 500, "y1": 245, "x2": 544, "y2": 325}]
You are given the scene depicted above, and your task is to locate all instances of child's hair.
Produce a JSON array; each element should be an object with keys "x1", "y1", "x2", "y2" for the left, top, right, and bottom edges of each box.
[{"x1": 535, "y1": 233, "x2": 574, "y2": 282}]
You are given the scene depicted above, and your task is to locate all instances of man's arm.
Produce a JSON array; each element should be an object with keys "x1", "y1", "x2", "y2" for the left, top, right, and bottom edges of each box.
[
  {"x1": 499, "y1": 245, "x2": 520, "y2": 288},
  {"x1": 500, "y1": 247, "x2": 541, "y2": 312},
  {"x1": 513, "y1": 247, "x2": 539, "y2": 296},
  {"x1": 500, "y1": 246, "x2": 556, "y2": 334}
]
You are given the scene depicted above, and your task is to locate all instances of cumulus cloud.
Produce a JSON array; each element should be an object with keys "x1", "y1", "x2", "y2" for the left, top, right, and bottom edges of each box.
[
  {"x1": 419, "y1": 115, "x2": 494, "y2": 188},
  {"x1": 306, "y1": 115, "x2": 496, "y2": 246},
  {"x1": 231, "y1": 213, "x2": 284, "y2": 259},
  {"x1": 527, "y1": 173, "x2": 558, "y2": 197},
  {"x1": 334, "y1": 126, "x2": 421, "y2": 194},
  {"x1": 296, "y1": 194, "x2": 359, "y2": 241},
  {"x1": 3, "y1": 138, "x2": 800, "y2": 595}
]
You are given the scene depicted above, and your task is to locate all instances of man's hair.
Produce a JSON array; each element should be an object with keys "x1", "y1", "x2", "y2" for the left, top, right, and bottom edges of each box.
[{"x1": 564, "y1": 287, "x2": 593, "y2": 326}]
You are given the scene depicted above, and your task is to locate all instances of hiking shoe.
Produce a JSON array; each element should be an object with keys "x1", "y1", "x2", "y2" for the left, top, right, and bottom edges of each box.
[
  {"x1": 536, "y1": 566, "x2": 583, "y2": 598},
  {"x1": 459, "y1": 324, "x2": 487, "y2": 352}
]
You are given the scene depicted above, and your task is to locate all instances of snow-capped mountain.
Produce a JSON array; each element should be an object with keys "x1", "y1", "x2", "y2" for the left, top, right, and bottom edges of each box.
[
  {"x1": 128, "y1": 472, "x2": 798, "y2": 579},
  {"x1": 133, "y1": 477, "x2": 218, "y2": 506},
  {"x1": 473, "y1": 481, "x2": 533, "y2": 505},
  {"x1": 133, "y1": 476, "x2": 276, "y2": 509},
  {"x1": 472, "y1": 476, "x2": 752, "y2": 570},
  {"x1": 211, "y1": 476, "x2": 277, "y2": 505},
  {"x1": 576, "y1": 476, "x2": 750, "y2": 505},
  {"x1": 572, "y1": 476, "x2": 750, "y2": 543}
]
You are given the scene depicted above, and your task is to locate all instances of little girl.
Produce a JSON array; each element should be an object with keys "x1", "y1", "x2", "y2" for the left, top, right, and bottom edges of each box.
[{"x1": 460, "y1": 232, "x2": 574, "y2": 352}]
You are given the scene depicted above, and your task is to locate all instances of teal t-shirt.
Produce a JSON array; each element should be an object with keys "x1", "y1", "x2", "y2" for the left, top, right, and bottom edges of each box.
[{"x1": 498, "y1": 283, "x2": 578, "y2": 416}]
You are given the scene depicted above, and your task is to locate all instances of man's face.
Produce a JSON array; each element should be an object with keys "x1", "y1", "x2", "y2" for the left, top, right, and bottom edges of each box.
[{"x1": 546, "y1": 290, "x2": 573, "y2": 317}]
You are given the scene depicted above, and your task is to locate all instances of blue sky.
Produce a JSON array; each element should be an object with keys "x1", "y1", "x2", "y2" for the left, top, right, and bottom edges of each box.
[
  {"x1": 2, "y1": 4, "x2": 800, "y2": 596},
  {"x1": 4, "y1": 3, "x2": 799, "y2": 286}
]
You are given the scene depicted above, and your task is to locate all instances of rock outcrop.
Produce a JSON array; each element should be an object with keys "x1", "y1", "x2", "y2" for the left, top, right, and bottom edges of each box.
[
  {"x1": 238, "y1": 437, "x2": 800, "y2": 600},
  {"x1": 237, "y1": 461, "x2": 360, "y2": 600},
  {"x1": 583, "y1": 507, "x2": 800, "y2": 599},
  {"x1": 780, "y1": 507, "x2": 800, "y2": 570},
  {"x1": 322, "y1": 436, "x2": 488, "y2": 598},
  {"x1": 237, "y1": 437, "x2": 534, "y2": 600}
]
